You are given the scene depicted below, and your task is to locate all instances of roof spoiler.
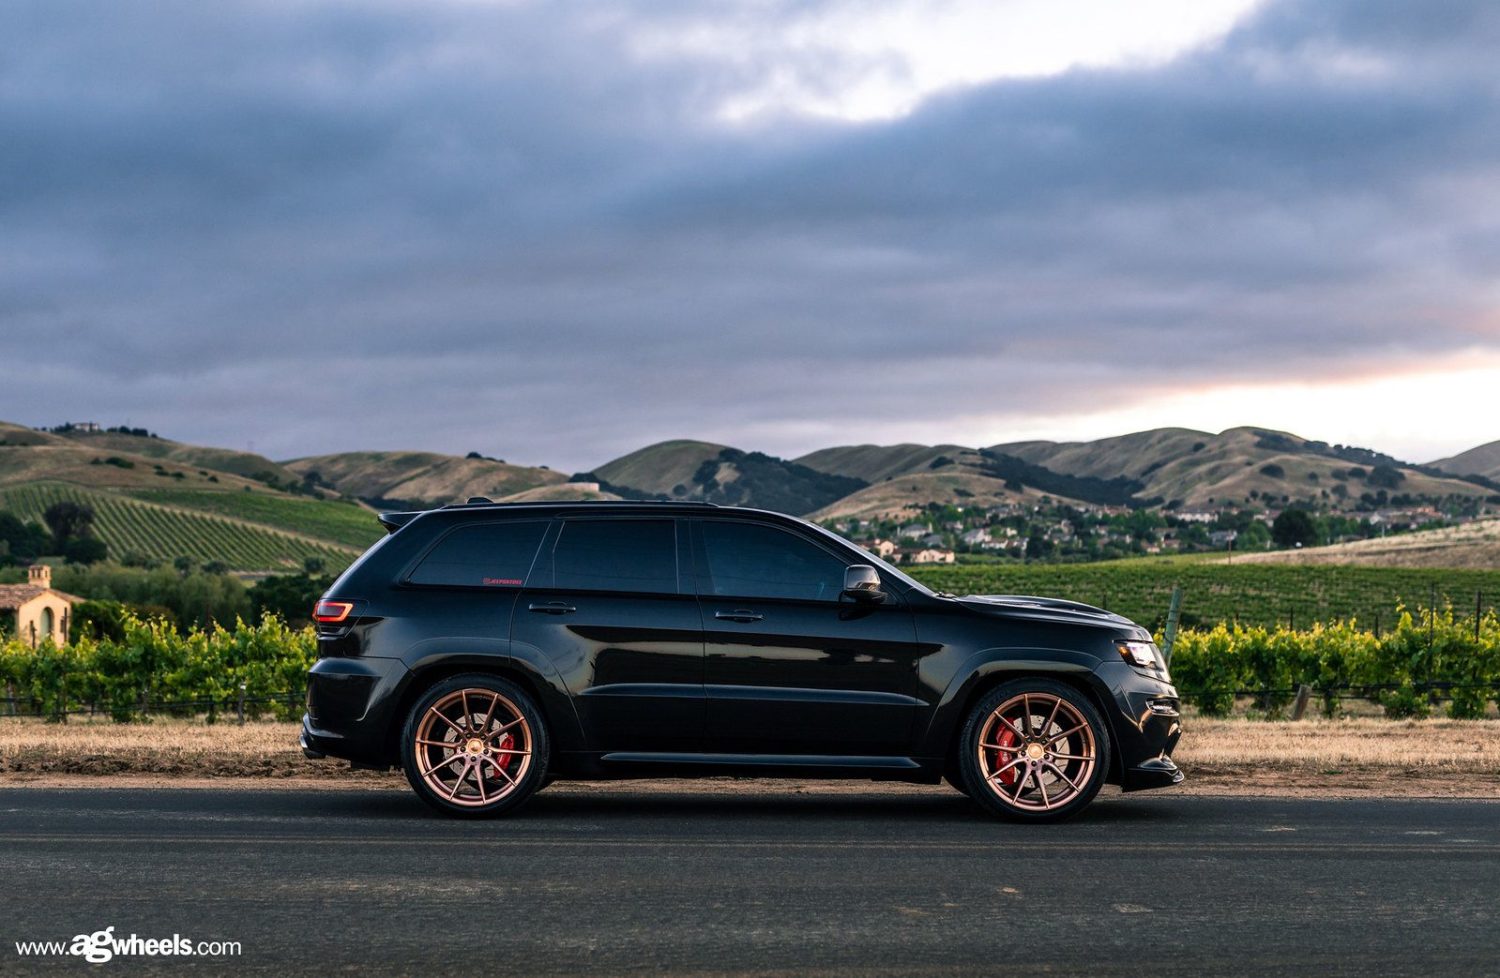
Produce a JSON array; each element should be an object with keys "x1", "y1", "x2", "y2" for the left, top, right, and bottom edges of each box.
[{"x1": 378, "y1": 511, "x2": 423, "y2": 535}]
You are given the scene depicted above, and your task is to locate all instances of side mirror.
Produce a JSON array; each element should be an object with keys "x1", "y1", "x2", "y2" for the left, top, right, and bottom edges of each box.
[{"x1": 842, "y1": 564, "x2": 887, "y2": 604}]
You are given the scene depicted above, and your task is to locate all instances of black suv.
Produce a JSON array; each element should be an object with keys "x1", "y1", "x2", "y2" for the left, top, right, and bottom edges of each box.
[{"x1": 301, "y1": 501, "x2": 1182, "y2": 821}]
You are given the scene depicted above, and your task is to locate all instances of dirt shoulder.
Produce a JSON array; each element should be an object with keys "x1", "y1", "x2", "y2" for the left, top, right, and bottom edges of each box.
[{"x1": 1, "y1": 717, "x2": 1496, "y2": 799}]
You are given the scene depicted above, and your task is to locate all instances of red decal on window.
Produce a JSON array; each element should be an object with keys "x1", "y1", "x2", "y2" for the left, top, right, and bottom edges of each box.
[{"x1": 482, "y1": 577, "x2": 523, "y2": 586}]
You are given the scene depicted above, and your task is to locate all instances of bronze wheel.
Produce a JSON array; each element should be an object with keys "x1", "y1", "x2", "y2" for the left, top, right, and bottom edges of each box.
[
  {"x1": 959, "y1": 679, "x2": 1109, "y2": 822},
  {"x1": 401, "y1": 674, "x2": 548, "y2": 818}
]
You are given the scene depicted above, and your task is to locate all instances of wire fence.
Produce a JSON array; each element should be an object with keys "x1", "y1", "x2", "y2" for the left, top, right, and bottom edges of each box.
[{"x1": 0, "y1": 690, "x2": 304, "y2": 722}]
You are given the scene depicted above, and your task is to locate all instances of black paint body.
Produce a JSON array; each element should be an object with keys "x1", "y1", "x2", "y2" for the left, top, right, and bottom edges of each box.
[{"x1": 302, "y1": 502, "x2": 1183, "y2": 791}]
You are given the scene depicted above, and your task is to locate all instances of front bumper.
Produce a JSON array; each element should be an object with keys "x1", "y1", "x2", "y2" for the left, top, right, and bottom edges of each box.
[{"x1": 1098, "y1": 661, "x2": 1184, "y2": 792}]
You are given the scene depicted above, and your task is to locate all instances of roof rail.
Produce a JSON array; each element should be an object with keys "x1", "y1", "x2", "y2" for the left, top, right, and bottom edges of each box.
[{"x1": 437, "y1": 498, "x2": 721, "y2": 510}]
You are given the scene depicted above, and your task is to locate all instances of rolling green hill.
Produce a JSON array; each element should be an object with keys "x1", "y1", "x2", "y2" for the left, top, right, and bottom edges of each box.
[
  {"x1": 0, "y1": 483, "x2": 361, "y2": 572},
  {"x1": 582, "y1": 441, "x2": 866, "y2": 515}
]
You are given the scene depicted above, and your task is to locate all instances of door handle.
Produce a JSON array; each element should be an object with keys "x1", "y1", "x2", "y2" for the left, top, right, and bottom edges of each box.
[
  {"x1": 528, "y1": 601, "x2": 577, "y2": 615},
  {"x1": 714, "y1": 610, "x2": 765, "y2": 623}
]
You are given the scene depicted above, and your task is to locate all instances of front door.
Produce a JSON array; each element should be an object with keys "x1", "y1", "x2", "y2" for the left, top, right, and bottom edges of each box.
[
  {"x1": 693, "y1": 519, "x2": 920, "y2": 756},
  {"x1": 512, "y1": 517, "x2": 703, "y2": 752}
]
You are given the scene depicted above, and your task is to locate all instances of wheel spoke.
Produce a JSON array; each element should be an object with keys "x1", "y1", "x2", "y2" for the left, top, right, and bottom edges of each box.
[
  {"x1": 416, "y1": 737, "x2": 460, "y2": 748},
  {"x1": 425, "y1": 751, "x2": 468, "y2": 776},
  {"x1": 487, "y1": 755, "x2": 519, "y2": 787},
  {"x1": 1044, "y1": 760, "x2": 1083, "y2": 793},
  {"x1": 1043, "y1": 696, "x2": 1062, "y2": 739},
  {"x1": 1051, "y1": 752, "x2": 1090, "y2": 761},
  {"x1": 428, "y1": 707, "x2": 465, "y2": 736},
  {"x1": 447, "y1": 759, "x2": 472, "y2": 800},
  {"x1": 460, "y1": 689, "x2": 472, "y2": 731},
  {"x1": 479, "y1": 693, "x2": 500, "y2": 738},
  {"x1": 1036, "y1": 766, "x2": 1051, "y2": 808},
  {"x1": 986, "y1": 756, "x2": 1024, "y2": 783},
  {"x1": 994, "y1": 715, "x2": 1027, "y2": 740},
  {"x1": 1047, "y1": 722, "x2": 1088, "y2": 746},
  {"x1": 1021, "y1": 694, "x2": 1032, "y2": 737},
  {"x1": 471, "y1": 758, "x2": 488, "y2": 803}
]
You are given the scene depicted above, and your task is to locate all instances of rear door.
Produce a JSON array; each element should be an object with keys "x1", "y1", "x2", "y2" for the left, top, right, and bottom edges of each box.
[
  {"x1": 511, "y1": 516, "x2": 703, "y2": 752},
  {"x1": 693, "y1": 518, "x2": 921, "y2": 756}
]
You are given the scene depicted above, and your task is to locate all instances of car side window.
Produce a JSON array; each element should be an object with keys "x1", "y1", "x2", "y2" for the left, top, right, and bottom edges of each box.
[
  {"x1": 407, "y1": 521, "x2": 548, "y2": 588},
  {"x1": 698, "y1": 521, "x2": 847, "y2": 602},
  {"x1": 548, "y1": 519, "x2": 678, "y2": 594}
]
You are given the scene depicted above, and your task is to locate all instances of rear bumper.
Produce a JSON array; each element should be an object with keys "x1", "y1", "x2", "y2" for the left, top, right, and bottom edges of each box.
[{"x1": 302, "y1": 655, "x2": 409, "y2": 765}]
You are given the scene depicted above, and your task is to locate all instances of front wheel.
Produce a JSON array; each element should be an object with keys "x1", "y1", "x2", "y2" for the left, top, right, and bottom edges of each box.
[
  {"x1": 401, "y1": 674, "x2": 549, "y2": 818},
  {"x1": 958, "y1": 679, "x2": 1110, "y2": 822}
]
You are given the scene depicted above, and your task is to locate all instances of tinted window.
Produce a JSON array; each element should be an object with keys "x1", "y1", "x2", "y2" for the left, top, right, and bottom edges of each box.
[
  {"x1": 699, "y1": 521, "x2": 847, "y2": 601},
  {"x1": 549, "y1": 519, "x2": 678, "y2": 594},
  {"x1": 407, "y1": 521, "x2": 548, "y2": 587}
]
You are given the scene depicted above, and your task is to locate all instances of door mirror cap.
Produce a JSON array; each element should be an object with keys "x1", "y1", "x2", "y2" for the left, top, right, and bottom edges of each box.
[{"x1": 842, "y1": 564, "x2": 887, "y2": 603}]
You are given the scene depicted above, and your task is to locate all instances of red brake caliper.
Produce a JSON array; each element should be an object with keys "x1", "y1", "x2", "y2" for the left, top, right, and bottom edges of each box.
[
  {"x1": 992, "y1": 719, "x2": 1020, "y2": 786},
  {"x1": 493, "y1": 732, "x2": 517, "y2": 776}
]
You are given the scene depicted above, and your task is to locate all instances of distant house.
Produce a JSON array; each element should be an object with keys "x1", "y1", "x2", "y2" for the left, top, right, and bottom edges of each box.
[
  {"x1": 961, "y1": 528, "x2": 991, "y2": 545},
  {"x1": 1209, "y1": 529, "x2": 1238, "y2": 547},
  {"x1": 920, "y1": 533, "x2": 946, "y2": 548},
  {"x1": 908, "y1": 548, "x2": 956, "y2": 565},
  {"x1": 865, "y1": 539, "x2": 898, "y2": 559},
  {"x1": 0, "y1": 566, "x2": 82, "y2": 648},
  {"x1": 897, "y1": 523, "x2": 930, "y2": 540}
]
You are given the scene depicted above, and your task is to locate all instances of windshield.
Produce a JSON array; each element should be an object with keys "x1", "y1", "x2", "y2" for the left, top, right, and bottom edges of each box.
[{"x1": 802, "y1": 520, "x2": 936, "y2": 596}]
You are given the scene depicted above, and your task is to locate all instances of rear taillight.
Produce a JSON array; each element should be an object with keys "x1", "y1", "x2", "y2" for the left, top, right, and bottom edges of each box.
[{"x1": 313, "y1": 600, "x2": 355, "y2": 624}]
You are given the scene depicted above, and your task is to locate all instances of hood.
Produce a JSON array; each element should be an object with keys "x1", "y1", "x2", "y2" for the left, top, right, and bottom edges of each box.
[{"x1": 956, "y1": 593, "x2": 1143, "y2": 632}]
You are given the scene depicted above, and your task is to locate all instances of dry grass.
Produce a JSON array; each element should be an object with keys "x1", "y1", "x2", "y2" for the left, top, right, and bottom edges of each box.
[
  {"x1": 1225, "y1": 518, "x2": 1500, "y2": 568},
  {"x1": 1177, "y1": 717, "x2": 1500, "y2": 772},
  {"x1": 1, "y1": 717, "x2": 1497, "y2": 796}
]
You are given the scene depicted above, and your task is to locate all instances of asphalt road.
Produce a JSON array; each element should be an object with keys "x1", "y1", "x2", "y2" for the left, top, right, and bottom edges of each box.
[{"x1": 0, "y1": 785, "x2": 1497, "y2": 976}]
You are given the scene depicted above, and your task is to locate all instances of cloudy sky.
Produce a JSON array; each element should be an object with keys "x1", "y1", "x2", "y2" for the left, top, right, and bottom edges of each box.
[{"x1": 2, "y1": 0, "x2": 1497, "y2": 471}]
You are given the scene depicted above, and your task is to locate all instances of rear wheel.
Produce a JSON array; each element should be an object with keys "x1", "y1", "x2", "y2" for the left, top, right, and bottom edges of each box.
[
  {"x1": 401, "y1": 674, "x2": 549, "y2": 818},
  {"x1": 958, "y1": 678, "x2": 1110, "y2": 822}
]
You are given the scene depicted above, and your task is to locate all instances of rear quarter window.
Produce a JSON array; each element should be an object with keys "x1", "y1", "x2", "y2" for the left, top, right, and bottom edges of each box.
[{"x1": 406, "y1": 521, "x2": 549, "y2": 588}]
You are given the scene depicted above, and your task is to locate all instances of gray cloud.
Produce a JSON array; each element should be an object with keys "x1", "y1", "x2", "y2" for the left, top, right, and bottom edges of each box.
[{"x1": 1, "y1": 0, "x2": 1497, "y2": 469}]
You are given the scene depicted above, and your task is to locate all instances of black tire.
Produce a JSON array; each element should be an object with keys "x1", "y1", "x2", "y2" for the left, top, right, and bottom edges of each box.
[
  {"x1": 958, "y1": 678, "x2": 1110, "y2": 823},
  {"x1": 400, "y1": 673, "x2": 549, "y2": 819}
]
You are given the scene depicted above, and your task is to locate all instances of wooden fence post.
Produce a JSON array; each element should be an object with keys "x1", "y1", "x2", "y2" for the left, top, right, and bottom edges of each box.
[
  {"x1": 1162, "y1": 585, "x2": 1184, "y2": 668},
  {"x1": 237, "y1": 683, "x2": 246, "y2": 725},
  {"x1": 1290, "y1": 684, "x2": 1312, "y2": 721}
]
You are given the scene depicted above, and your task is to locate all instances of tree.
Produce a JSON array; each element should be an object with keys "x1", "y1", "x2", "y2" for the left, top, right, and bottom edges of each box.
[
  {"x1": 0, "y1": 513, "x2": 50, "y2": 566},
  {"x1": 1271, "y1": 509, "x2": 1319, "y2": 548},
  {"x1": 43, "y1": 501, "x2": 95, "y2": 552},
  {"x1": 62, "y1": 537, "x2": 109, "y2": 565},
  {"x1": 249, "y1": 573, "x2": 331, "y2": 628},
  {"x1": 303, "y1": 556, "x2": 325, "y2": 576}
]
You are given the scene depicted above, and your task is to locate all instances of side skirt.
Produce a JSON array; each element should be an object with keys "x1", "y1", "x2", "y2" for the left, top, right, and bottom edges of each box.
[{"x1": 552, "y1": 751, "x2": 945, "y2": 783}]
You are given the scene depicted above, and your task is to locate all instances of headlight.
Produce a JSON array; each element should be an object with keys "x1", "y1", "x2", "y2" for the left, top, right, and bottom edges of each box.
[{"x1": 1117, "y1": 640, "x2": 1160, "y2": 670}]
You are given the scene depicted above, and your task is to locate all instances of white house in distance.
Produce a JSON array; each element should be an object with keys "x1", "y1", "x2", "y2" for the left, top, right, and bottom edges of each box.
[
  {"x1": 0, "y1": 565, "x2": 81, "y2": 647},
  {"x1": 907, "y1": 548, "x2": 957, "y2": 565}
]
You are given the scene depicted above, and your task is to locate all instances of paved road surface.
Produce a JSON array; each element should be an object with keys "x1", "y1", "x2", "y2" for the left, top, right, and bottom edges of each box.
[{"x1": 1, "y1": 785, "x2": 1497, "y2": 976}]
